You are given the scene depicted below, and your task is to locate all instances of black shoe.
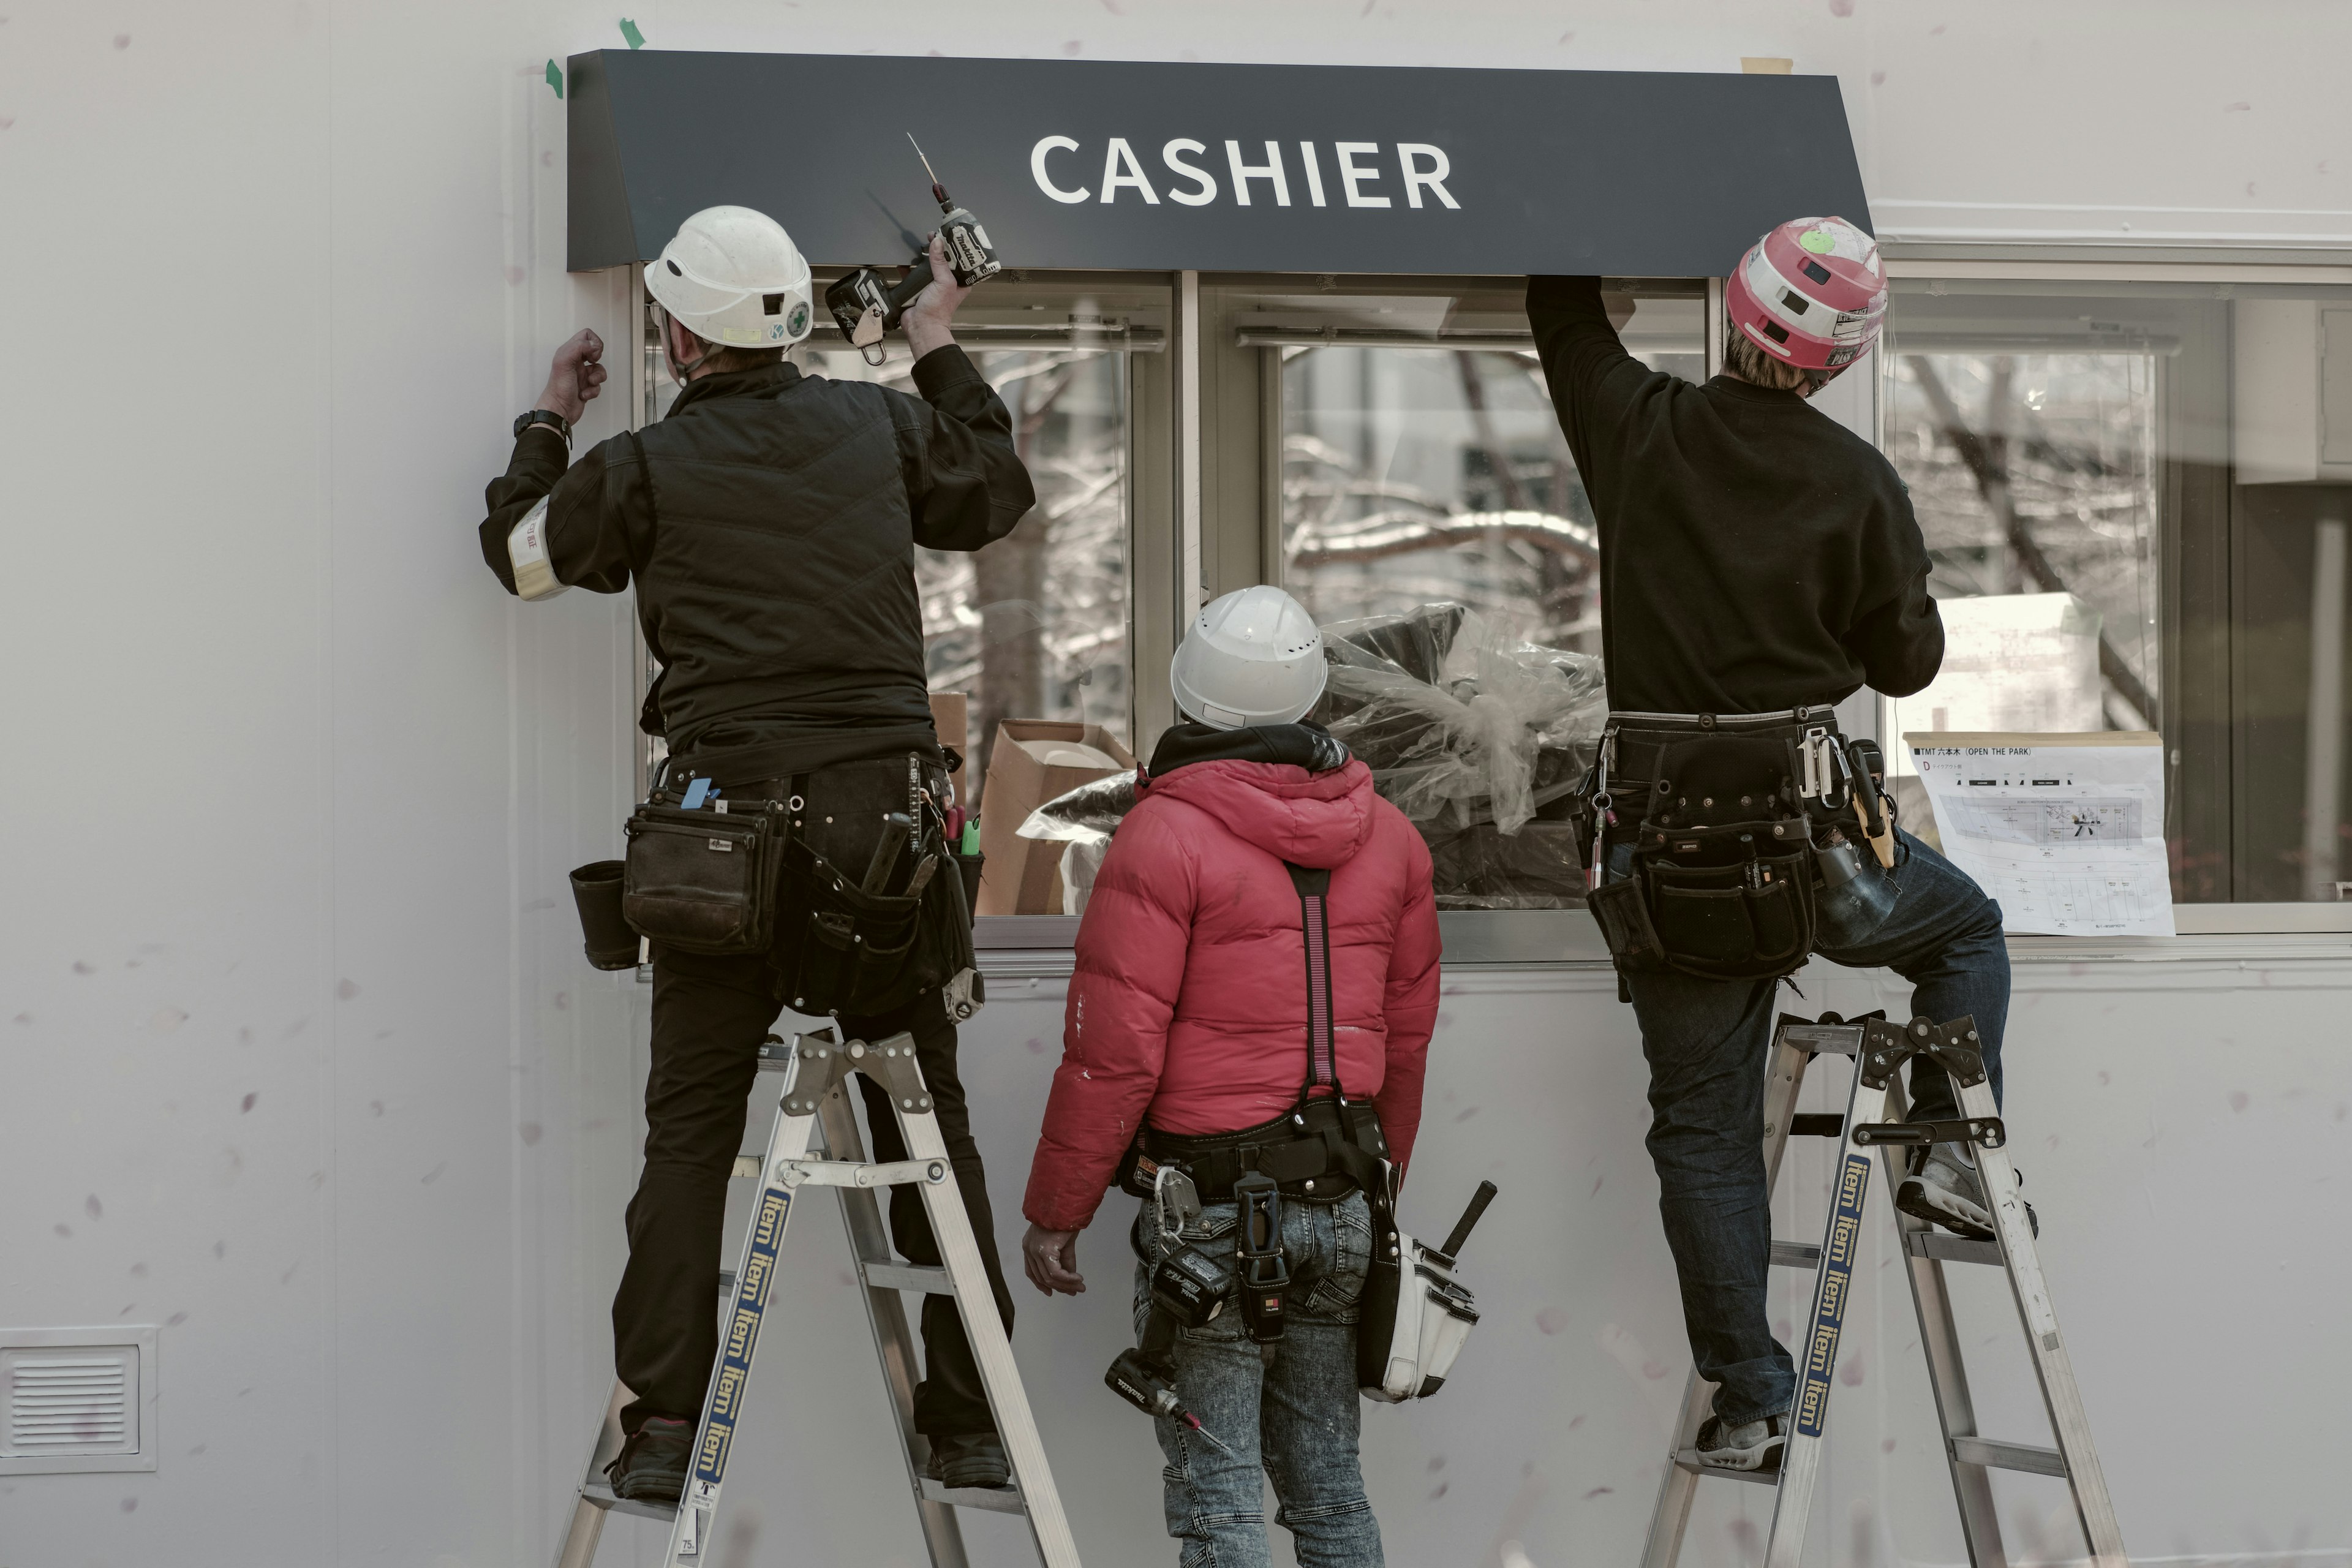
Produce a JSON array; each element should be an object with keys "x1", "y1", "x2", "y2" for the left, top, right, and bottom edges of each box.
[
  {"x1": 606, "y1": 1415, "x2": 693, "y2": 1503},
  {"x1": 924, "y1": 1431, "x2": 1010, "y2": 1490},
  {"x1": 1695, "y1": 1412, "x2": 1785, "y2": 1473}
]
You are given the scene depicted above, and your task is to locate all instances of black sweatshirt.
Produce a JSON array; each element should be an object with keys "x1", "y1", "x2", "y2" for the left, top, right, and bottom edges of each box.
[
  {"x1": 480, "y1": 345, "x2": 1033, "y2": 782},
  {"x1": 1526, "y1": 275, "x2": 1942, "y2": 715}
]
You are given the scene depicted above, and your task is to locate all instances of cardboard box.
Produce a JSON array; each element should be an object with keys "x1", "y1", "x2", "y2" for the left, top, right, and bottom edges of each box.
[
  {"x1": 928, "y1": 691, "x2": 969, "y2": 757},
  {"x1": 975, "y1": 720, "x2": 1137, "y2": 915}
]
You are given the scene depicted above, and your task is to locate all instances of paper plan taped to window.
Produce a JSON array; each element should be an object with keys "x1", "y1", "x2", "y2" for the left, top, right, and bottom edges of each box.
[{"x1": 1905, "y1": 731, "x2": 2176, "y2": 937}]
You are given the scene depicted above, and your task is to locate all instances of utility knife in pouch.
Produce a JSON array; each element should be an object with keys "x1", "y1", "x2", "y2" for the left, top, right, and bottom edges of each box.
[{"x1": 622, "y1": 804, "x2": 778, "y2": 955}]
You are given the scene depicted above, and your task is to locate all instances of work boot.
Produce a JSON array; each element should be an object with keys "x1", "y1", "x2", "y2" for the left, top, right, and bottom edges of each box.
[
  {"x1": 606, "y1": 1415, "x2": 693, "y2": 1503},
  {"x1": 925, "y1": 1431, "x2": 1010, "y2": 1490},
  {"x1": 1898, "y1": 1145, "x2": 2038, "y2": 1239},
  {"x1": 1695, "y1": 1411, "x2": 1785, "y2": 1473}
]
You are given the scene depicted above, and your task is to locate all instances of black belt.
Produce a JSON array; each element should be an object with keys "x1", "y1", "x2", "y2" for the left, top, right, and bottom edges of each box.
[
  {"x1": 1122, "y1": 1097, "x2": 1388, "y2": 1203},
  {"x1": 1603, "y1": 706, "x2": 1842, "y2": 793}
]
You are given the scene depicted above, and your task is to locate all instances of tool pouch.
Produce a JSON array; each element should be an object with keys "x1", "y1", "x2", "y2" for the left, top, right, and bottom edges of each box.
[
  {"x1": 621, "y1": 804, "x2": 779, "y2": 955},
  {"x1": 774, "y1": 838, "x2": 930, "y2": 1018}
]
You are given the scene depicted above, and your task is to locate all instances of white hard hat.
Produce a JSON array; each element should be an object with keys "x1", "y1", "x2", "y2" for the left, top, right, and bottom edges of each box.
[
  {"x1": 1170, "y1": 586, "x2": 1329, "y2": 729},
  {"x1": 644, "y1": 206, "x2": 814, "y2": 350}
]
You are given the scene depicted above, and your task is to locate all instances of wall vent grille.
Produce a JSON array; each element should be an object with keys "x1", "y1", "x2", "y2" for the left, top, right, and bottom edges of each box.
[{"x1": 0, "y1": 1327, "x2": 156, "y2": 1475}]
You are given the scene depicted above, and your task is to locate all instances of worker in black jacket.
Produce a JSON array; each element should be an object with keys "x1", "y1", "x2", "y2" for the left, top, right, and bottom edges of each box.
[
  {"x1": 479, "y1": 205, "x2": 1036, "y2": 1501},
  {"x1": 1529, "y1": 216, "x2": 2010, "y2": 1475}
]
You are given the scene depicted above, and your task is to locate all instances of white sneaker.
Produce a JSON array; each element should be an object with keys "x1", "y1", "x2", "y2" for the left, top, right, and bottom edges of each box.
[{"x1": 1695, "y1": 1411, "x2": 1785, "y2": 1472}]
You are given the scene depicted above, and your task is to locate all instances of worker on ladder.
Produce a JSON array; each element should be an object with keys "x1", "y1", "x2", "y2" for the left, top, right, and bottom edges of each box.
[
  {"x1": 1528, "y1": 217, "x2": 2011, "y2": 1474},
  {"x1": 476, "y1": 206, "x2": 1035, "y2": 1501}
]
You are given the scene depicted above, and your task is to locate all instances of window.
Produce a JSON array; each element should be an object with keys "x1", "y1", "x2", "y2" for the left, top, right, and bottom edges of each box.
[
  {"x1": 1882, "y1": 277, "x2": 2352, "y2": 904},
  {"x1": 638, "y1": 276, "x2": 1166, "y2": 810},
  {"x1": 1257, "y1": 282, "x2": 1706, "y2": 652}
]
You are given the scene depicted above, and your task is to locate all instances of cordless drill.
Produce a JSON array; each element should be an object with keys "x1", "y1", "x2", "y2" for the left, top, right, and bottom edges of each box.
[{"x1": 824, "y1": 135, "x2": 1001, "y2": 364}]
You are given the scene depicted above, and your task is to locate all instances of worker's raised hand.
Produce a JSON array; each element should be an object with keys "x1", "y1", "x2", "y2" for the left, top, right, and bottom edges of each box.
[
  {"x1": 1020, "y1": 1223, "x2": 1085, "y2": 1297},
  {"x1": 900, "y1": 231, "x2": 970, "y2": 361},
  {"x1": 537, "y1": 328, "x2": 607, "y2": 426}
]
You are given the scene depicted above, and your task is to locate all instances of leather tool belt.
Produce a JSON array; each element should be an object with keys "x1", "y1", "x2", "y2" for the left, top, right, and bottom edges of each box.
[
  {"x1": 1117, "y1": 1095, "x2": 1390, "y2": 1203},
  {"x1": 1584, "y1": 706, "x2": 1853, "y2": 986}
]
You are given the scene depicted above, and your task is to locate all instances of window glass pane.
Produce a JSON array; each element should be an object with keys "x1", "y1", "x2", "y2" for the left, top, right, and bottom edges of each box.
[
  {"x1": 1275, "y1": 292, "x2": 1704, "y2": 652},
  {"x1": 1883, "y1": 279, "x2": 2352, "y2": 902}
]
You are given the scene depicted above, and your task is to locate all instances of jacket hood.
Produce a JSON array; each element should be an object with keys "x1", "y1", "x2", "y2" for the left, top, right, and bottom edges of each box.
[{"x1": 1144, "y1": 756, "x2": 1379, "y2": 870}]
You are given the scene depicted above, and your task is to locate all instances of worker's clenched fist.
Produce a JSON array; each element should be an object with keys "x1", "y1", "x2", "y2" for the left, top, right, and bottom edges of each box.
[
  {"x1": 537, "y1": 328, "x2": 608, "y2": 426},
  {"x1": 1021, "y1": 1223, "x2": 1085, "y2": 1297}
]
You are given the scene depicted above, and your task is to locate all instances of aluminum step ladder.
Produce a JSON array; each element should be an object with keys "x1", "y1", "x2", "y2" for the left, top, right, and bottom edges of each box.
[
  {"x1": 1640, "y1": 1012, "x2": 2126, "y2": 1568},
  {"x1": 554, "y1": 1029, "x2": 1082, "y2": 1568}
]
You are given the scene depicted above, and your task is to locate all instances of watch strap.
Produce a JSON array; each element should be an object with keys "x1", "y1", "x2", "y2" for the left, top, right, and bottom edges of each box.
[{"x1": 514, "y1": 409, "x2": 571, "y2": 446}]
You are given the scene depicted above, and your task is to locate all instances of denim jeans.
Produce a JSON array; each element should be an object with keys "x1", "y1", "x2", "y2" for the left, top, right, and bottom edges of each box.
[
  {"x1": 1621, "y1": 826, "x2": 2009, "y2": 1427},
  {"x1": 1130, "y1": 1192, "x2": 1385, "y2": 1568}
]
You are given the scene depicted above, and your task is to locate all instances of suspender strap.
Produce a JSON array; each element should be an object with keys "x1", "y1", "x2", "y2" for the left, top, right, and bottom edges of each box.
[{"x1": 1286, "y1": 864, "x2": 1339, "y2": 1096}]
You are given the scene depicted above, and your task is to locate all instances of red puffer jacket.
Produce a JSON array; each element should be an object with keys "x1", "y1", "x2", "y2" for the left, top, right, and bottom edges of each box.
[{"x1": 1021, "y1": 755, "x2": 1442, "y2": 1233}]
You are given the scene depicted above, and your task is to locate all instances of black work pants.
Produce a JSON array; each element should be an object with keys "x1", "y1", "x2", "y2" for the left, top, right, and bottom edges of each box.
[{"x1": 612, "y1": 945, "x2": 1014, "y2": 1438}]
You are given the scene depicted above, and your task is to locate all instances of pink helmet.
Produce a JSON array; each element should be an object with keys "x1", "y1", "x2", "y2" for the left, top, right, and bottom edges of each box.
[{"x1": 1724, "y1": 216, "x2": 1887, "y2": 372}]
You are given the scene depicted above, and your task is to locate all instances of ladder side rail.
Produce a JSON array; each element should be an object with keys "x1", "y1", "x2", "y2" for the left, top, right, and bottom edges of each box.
[
  {"x1": 1954, "y1": 1073, "x2": 2130, "y2": 1566},
  {"x1": 660, "y1": 1068, "x2": 826, "y2": 1567},
  {"x1": 1762, "y1": 1065, "x2": 1893, "y2": 1568},
  {"x1": 1640, "y1": 1030, "x2": 1817, "y2": 1568},
  {"x1": 819, "y1": 1082, "x2": 974, "y2": 1568},
  {"x1": 1875, "y1": 1076, "x2": 2008, "y2": 1567},
  {"x1": 889, "y1": 1099, "x2": 1084, "y2": 1568}
]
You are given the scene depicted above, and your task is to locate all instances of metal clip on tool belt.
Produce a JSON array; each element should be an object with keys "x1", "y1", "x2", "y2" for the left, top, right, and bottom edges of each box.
[{"x1": 1584, "y1": 707, "x2": 1845, "y2": 989}]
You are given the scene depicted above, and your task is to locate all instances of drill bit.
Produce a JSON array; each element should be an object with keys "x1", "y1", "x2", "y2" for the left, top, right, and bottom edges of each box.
[
  {"x1": 1180, "y1": 1411, "x2": 1237, "y2": 1458},
  {"x1": 908, "y1": 132, "x2": 952, "y2": 211}
]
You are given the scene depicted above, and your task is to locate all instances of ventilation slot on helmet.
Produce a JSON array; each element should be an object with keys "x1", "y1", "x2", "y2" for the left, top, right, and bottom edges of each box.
[
  {"x1": 1801, "y1": 260, "x2": 1833, "y2": 285},
  {"x1": 667, "y1": 260, "x2": 683, "y2": 276},
  {"x1": 762, "y1": 293, "x2": 785, "y2": 315},
  {"x1": 1761, "y1": 320, "x2": 1791, "y2": 344},
  {"x1": 1780, "y1": 290, "x2": 1811, "y2": 315}
]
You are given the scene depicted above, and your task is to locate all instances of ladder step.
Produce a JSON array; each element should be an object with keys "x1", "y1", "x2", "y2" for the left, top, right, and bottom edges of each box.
[
  {"x1": 863, "y1": 1261, "x2": 954, "y2": 1294},
  {"x1": 1670, "y1": 1450, "x2": 1781, "y2": 1487},
  {"x1": 1769, "y1": 1239, "x2": 1821, "y2": 1268},
  {"x1": 1951, "y1": 1436, "x2": 2068, "y2": 1477},
  {"x1": 921, "y1": 1477, "x2": 1028, "y2": 1513},
  {"x1": 1905, "y1": 1231, "x2": 2003, "y2": 1266},
  {"x1": 578, "y1": 1477, "x2": 680, "y2": 1523}
]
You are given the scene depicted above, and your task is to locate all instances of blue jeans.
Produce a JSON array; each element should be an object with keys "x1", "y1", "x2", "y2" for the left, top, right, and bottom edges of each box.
[
  {"x1": 1621, "y1": 826, "x2": 2009, "y2": 1427},
  {"x1": 1129, "y1": 1193, "x2": 1384, "y2": 1568}
]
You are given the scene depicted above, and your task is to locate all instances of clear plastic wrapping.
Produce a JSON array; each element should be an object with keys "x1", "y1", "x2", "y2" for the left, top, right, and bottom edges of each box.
[{"x1": 1012, "y1": 602, "x2": 1610, "y2": 911}]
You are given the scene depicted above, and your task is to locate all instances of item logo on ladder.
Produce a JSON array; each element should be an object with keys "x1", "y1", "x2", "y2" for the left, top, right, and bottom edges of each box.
[
  {"x1": 1794, "y1": 1153, "x2": 1870, "y2": 1439},
  {"x1": 694, "y1": 1186, "x2": 791, "y2": 1494}
]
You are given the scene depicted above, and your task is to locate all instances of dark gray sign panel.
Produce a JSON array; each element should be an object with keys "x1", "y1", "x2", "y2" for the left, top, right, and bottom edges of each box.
[{"x1": 568, "y1": 50, "x2": 1869, "y2": 278}]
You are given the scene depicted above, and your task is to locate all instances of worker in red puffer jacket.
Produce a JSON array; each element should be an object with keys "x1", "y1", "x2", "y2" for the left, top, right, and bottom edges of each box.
[{"x1": 1020, "y1": 585, "x2": 1441, "y2": 1568}]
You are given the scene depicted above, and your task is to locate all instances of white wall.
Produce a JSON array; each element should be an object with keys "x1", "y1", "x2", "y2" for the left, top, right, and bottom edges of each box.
[{"x1": 3, "y1": 3, "x2": 2348, "y2": 1566}]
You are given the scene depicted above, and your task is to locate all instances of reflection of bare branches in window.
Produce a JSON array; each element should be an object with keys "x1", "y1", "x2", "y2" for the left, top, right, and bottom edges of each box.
[
  {"x1": 817, "y1": 345, "x2": 1130, "y2": 801},
  {"x1": 1902, "y1": 355, "x2": 2157, "y2": 727},
  {"x1": 1283, "y1": 350, "x2": 1600, "y2": 649}
]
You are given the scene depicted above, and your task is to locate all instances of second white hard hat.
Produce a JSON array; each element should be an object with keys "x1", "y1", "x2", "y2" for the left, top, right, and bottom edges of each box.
[
  {"x1": 1170, "y1": 586, "x2": 1329, "y2": 729},
  {"x1": 644, "y1": 205, "x2": 815, "y2": 350}
]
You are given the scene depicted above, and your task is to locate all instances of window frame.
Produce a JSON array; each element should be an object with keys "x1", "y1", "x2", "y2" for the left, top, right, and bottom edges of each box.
[{"x1": 1879, "y1": 252, "x2": 2352, "y2": 935}]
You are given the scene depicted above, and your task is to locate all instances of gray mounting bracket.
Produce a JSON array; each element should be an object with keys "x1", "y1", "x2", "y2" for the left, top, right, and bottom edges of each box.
[
  {"x1": 1855, "y1": 1014, "x2": 1989, "y2": 1092},
  {"x1": 778, "y1": 1029, "x2": 934, "y2": 1118}
]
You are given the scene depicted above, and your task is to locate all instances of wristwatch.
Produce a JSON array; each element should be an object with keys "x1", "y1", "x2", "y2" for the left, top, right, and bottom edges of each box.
[{"x1": 513, "y1": 409, "x2": 571, "y2": 447}]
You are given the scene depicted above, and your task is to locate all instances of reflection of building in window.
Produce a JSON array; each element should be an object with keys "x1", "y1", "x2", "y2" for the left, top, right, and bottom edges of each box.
[
  {"x1": 1282, "y1": 346, "x2": 1648, "y2": 654},
  {"x1": 1889, "y1": 352, "x2": 2160, "y2": 732},
  {"x1": 804, "y1": 347, "x2": 1131, "y2": 809}
]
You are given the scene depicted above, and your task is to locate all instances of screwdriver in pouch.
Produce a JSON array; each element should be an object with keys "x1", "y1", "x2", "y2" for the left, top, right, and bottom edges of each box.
[{"x1": 862, "y1": 813, "x2": 915, "y2": 894}]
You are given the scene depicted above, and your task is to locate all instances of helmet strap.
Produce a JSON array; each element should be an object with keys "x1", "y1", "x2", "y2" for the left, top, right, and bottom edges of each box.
[{"x1": 653, "y1": 303, "x2": 717, "y2": 386}]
